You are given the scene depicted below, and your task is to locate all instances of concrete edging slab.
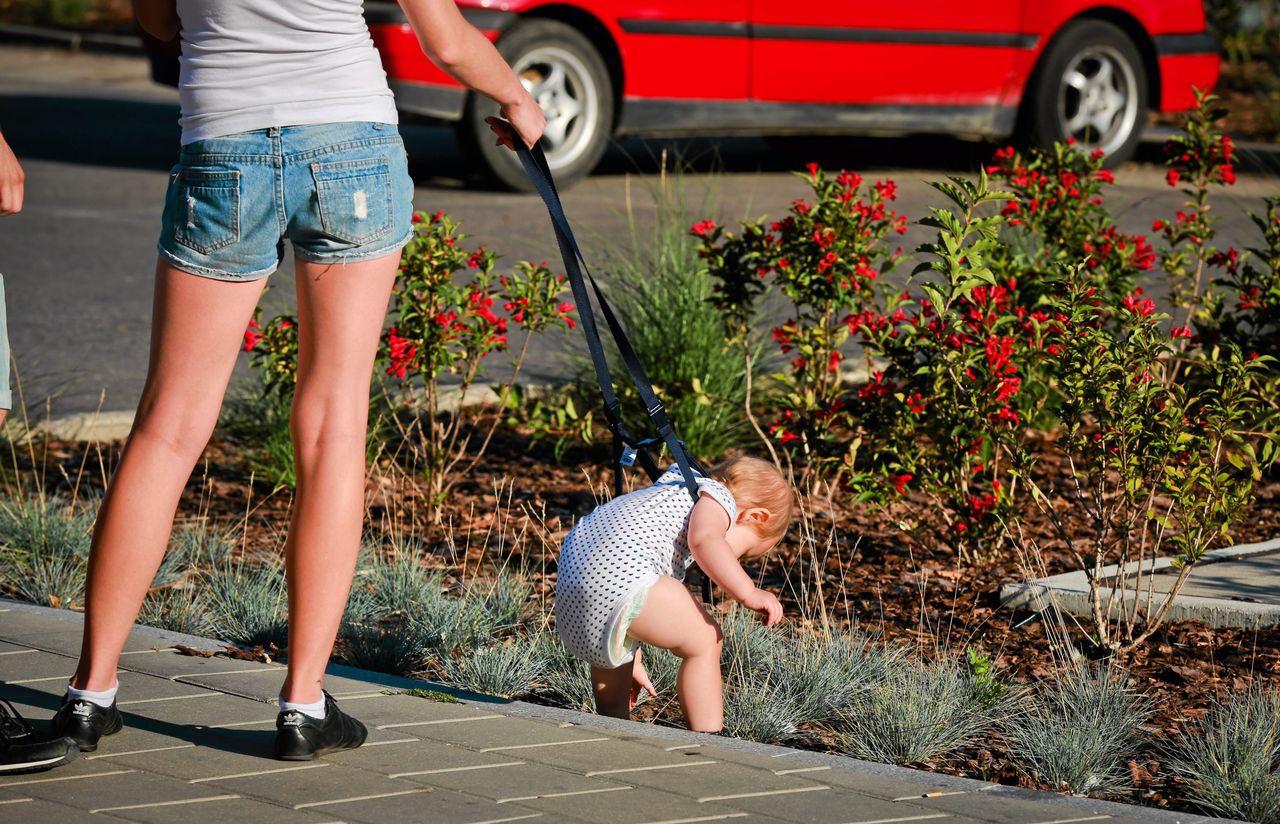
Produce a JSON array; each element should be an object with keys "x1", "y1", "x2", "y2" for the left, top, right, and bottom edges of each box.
[{"x1": 1001, "y1": 538, "x2": 1280, "y2": 629}]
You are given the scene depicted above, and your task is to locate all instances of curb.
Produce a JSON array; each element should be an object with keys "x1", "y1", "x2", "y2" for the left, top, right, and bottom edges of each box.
[
  {"x1": 0, "y1": 22, "x2": 142, "y2": 54},
  {"x1": 0, "y1": 596, "x2": 1246, "y2": 824}
]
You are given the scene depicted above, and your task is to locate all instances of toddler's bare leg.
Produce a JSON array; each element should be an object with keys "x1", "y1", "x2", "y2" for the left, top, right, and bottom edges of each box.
[
  {"x1": 590, "y1": 661, "x2": 632, "y2": 719},
  {"x1": 626, "y1": 576, "x2": 724, "y2": 732}
]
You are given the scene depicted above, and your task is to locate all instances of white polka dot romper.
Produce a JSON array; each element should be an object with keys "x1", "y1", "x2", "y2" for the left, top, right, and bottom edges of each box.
[{"x1": 554, "y1": 466, "x2": 737, "y2": 669}]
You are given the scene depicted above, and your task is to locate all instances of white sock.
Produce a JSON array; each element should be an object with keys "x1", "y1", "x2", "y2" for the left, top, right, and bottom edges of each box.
[
  {"x1": 279, "y1": 694, "x2": 326, "y2": 720},
  {"x1": 66, "y1": 681, "x2": 118, "y2": 709}
]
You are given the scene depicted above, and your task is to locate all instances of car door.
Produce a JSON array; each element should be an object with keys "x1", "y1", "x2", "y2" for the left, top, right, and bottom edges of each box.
[
  {"x1": 749, "y1": 1, "x2": 1026, "y2": 118},
  {"x1": 614, "y1": 1, "x2": 751, "y2": 100}
]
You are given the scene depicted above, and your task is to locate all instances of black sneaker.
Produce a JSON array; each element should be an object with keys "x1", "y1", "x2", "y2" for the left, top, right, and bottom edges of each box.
[
  {"x1": 0, "y1": 699, "x2": 78, "y2": 773},
  {"x1": 274, "y1": 692, "x2": 367, "y2": 761},
  {"x1": 51, "y1": 695, "x2": 123, "y2": 752}
]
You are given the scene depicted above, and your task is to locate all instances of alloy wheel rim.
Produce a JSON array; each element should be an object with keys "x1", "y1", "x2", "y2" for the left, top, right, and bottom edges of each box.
[
  {"x1": 514, "y1": 46, "x2": 599, "y2": 170},
  {"x1": 1056, "y1": 45, "x2": 1139, "y2": 157}
]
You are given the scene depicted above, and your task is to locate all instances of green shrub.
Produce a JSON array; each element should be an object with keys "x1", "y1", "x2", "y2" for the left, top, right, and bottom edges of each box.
[
  {"x1": 139, "y1": 589, "x2": 211, "y2": 637},
  {"x1": 601, "y1": 158, "x2": 759, "y2": 460}
]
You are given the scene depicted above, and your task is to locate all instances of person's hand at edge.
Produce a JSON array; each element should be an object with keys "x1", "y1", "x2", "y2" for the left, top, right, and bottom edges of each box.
[
  {"x1": 0, "y1": 132, "x2": 24, "y2": 217},
  {"x1": 485, "y1": 93, "x2": 545, "y2": 151}
]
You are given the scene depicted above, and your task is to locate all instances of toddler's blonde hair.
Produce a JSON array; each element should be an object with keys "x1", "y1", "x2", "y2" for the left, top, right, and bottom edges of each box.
[{"x1": 708, "y1": 456, "x2": 795, "y2": 544}]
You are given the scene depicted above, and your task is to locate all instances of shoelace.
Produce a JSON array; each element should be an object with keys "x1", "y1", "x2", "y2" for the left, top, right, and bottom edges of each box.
[{"x1": 0, "y1": 698, "x2": 36, "y2": 745}]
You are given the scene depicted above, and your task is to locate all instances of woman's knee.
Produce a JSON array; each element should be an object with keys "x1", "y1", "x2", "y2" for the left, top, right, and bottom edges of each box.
[
  {"x1": 288, "y1": 393, "x2": 368, "y2": 448},
  {"x1": 131, "y1": 397, "x2": 219, "y2": 463}
]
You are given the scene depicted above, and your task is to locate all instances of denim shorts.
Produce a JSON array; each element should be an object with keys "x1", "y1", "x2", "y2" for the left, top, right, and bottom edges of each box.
[{"x1": 158, "y1": 121, "x2": 414, "y2": 281}]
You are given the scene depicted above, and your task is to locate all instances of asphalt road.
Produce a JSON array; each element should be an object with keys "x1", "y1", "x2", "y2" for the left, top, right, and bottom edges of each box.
[{"x1": 1, "y1": 45, "x2": 1277, "y2": 419}]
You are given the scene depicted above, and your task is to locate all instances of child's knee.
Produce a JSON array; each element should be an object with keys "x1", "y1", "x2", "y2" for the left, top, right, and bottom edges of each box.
[{"x1": 680, "y1": 618, "x2": 723, "y2": 660}]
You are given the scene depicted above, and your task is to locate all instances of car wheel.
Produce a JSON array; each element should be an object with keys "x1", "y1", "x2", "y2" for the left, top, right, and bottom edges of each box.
[
  {"x1": 459, "y1": 19, "x2": 614, "y2": 191},
  {"x1": 1026, "y1": 19, "x2": 1148, "y2": 166}
]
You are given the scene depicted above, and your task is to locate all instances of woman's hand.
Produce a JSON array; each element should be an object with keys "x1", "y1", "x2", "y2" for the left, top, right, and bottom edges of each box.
[
  {"x1": 484, "y1": 93, "x2": 546, "y2": 151},
  {"x1": 629, "y1": 648, "x2": 657, "y2": 709},
  {"x1": 740, "y1": 587, "x2": 783, "y2": 627},
  {"x1": 0, "y1": 133, "x2": 24, "y2": 217}
]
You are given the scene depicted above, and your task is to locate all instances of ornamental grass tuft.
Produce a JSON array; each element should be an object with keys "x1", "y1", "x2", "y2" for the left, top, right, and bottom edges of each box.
[
  {"x1": 1169, "y1": 686, "x2": 1280, "y2": 824},
  {"x1": 436, "y1": 636, "x2": 552, "y2": 698},
  {"x1": 202, "y1": 558, "x2": 288, "y2": 647},
  {"x1": 830, "y1": 657, "x2": 996, "y2": 765},
  {"x1": 1001, "y1": 663, "x2": 1150, "y2": 796}
]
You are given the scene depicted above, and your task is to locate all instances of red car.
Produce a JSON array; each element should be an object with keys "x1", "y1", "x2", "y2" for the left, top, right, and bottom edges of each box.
[{"x1": 153, "y1": 2, "x2": 1220, "y2": 189}]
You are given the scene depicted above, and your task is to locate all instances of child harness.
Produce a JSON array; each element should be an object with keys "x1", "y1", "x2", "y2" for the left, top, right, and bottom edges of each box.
[{"x1": 515, "y1": 141, "x2": 715, "y2": 603}]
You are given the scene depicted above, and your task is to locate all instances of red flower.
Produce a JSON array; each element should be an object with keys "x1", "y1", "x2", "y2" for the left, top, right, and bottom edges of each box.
[
  {"x1": 1166, "y1": 168, "x2": 1180, "y2": 187},
  {"x1": 892, "y1": 473, "x2": 912, "y2": 495},
  {"x1": 1094, "y1": 169, "x2": 1115, "y2": 184},
  {"x1": 1220, "y1": 164, "x2": 1236, "y2": 186},
  {"x1": 690, "y1": 219, "x2": 717, "y2": 237},
  {"x1": 1171, "y1": 326, "x2": 1193, "y2": 339},
  {"x1": 242, "y1": 320, "x2": 263, "y2": 352},
  {"x1": 806, "y1": 162, "x2": 820, "y2": 180},
  {"x1": 874, "y1": 179, "x2": 897, "y2": 201}
]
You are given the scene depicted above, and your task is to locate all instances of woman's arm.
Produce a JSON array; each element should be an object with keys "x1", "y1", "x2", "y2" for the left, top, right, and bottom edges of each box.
[
  {"x1": 0, "y1": 130, "x2": 24, "y2": 217},
  {"x1": 132, "y1": 0, "x2": 179, "y2": 41},
  {"x1": 396, "y1": 0, "x2": 544, "y2": 148}
]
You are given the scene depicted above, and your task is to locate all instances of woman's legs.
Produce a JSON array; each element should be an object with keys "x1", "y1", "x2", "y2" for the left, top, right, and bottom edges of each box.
[
  {"x1": 625, "y1": 577, "x2": 725, "y2": 732},
  {"x1": 278, "y1": 253, "x2": 400, "y2": 704},
  {"x1": 73, "y1": 262, "x2": 268, "y2": 691}
]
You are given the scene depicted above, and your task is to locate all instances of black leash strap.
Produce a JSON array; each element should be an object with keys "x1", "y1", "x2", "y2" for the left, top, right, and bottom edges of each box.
[{"x1": 515, "y1": 140, "x2": 714, "y2": 603}]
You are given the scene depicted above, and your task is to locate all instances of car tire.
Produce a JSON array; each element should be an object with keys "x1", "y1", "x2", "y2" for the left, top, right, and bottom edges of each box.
[
  {"x1": 458, "y1": 19, "x2": 614, "y2": 192},
  {"x1": 1025, "y1": 19, "x2": 1148, "y2": 166}
]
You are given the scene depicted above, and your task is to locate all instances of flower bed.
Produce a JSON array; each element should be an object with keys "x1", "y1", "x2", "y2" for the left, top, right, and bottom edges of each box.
[{"x1": 1, "y1": 94, "x2": 1279, "y2": 820}]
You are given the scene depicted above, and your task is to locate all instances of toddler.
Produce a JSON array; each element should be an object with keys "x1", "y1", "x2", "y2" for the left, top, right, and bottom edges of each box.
[{"x1": 555, "y1": 456, "x2": 794, "y2": 732}]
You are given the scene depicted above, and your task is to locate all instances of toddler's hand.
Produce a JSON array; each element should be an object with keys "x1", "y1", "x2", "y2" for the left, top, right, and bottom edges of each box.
[
  {"x1": 740, "y1": 587, "x2": 783, "y2": 627},
  {"x1": 630, "y1": 650, "x2": 657, "y2": 709}
]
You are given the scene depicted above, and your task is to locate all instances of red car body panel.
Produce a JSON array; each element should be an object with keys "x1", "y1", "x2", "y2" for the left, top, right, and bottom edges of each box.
[{"x1": 365, "y1": 0, "x2": 1218, "y2": 137}]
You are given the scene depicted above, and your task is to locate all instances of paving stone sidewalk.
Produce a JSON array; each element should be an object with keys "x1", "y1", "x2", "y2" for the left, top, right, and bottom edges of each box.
[{"x1": 0, "y1": 601, "x2": 1240, "y2": 824}]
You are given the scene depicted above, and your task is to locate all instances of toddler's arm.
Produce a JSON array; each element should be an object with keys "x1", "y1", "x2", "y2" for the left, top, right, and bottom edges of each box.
[{"x1": 687, "y1": 496, "x2": 783, "y2": 626}]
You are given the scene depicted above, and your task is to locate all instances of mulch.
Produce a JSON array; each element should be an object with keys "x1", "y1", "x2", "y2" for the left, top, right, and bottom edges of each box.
[{"x1": 21, "y1": 423, "x2": 1280, "y2": 813}]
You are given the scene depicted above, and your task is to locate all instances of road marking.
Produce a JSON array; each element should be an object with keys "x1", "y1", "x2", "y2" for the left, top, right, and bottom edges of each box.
[
  {"x1": 119, "y1": 649, "x2": 162, "y2": 656},
  {"x1": 586, "y1": 760, "x2": 717, "y2": 776},
  {"x1": 772, "y1": 765, "x2": 831, "y2": 775},
  {"x1": 892, "y1": 791, "x2": 967, "y2": 801},
  {"x1": 1, "y1": 675, "x2": 72, "y2": 685},
  {"x1": 0, "y1": 769, "x2": 134, "y2": 787},
  {"x1": 360, "y1": 737, "x2": 421, "y2": 748},
  {"x1": 88, "y1": 743, "x2": 196, "y2": 760},
  {"x1": 699, "y1": 785, "x2": 830, "y2": 803},
  {"x1": 390, "y1": 761, "x2": 523, "y2": 778},
  {"x1": 172, "y1": 668, "x2": 279, "y2": 680},
  {"x1": 191, "y1": 763, "x2": 329, "y2": 783},
  {"x1": 118, "y1": 693, "x2": 220, "y2": 706},
  {"x1": 639, "y1": 816, "x2": 750, "y2": 824},
  {"x1": 497, "y1": 786, "x2": 631, "y2": 804},
  {"x1": 1026, "y1": 817, "x2": 1112, "y2": 824},
  {"x1": 840, "y1": 815, "x2": 952, "y2": 824},
  {"x1": 664, "y1": 744, "x2": 701, "y2": 751},
  {"x1": 0, "y1": 798, "x2": 32, "y2": 805},
  {"x1": 92, "y1": 795, "x2": 239, "y2": 814},
  {"x1": 466, "y1": 814, "x2": 543, "y2": 824},
  {"x1": 0, "y1": 649, "x2": 35, "y2": 656},
  {"x1": 295, "y1": 788, "x2": 430, "y2": 809},
  {"x1": 328, "y1": 690, "x2": 391, "y2": 700},
  {"x1": 209, "y1": 718, "x2": 276, "y2": 729},
  {"x1": 480, "y1": 737, "x2": 609, "y2": 753},
  {"x1": 377, "y1": 714, "x2": 505, "y2": 729}
]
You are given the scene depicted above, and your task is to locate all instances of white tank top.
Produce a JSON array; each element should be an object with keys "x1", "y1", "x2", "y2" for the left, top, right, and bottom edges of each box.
[{"x1": 175, "y1": 0, "x2": 400, "y2": 145}]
